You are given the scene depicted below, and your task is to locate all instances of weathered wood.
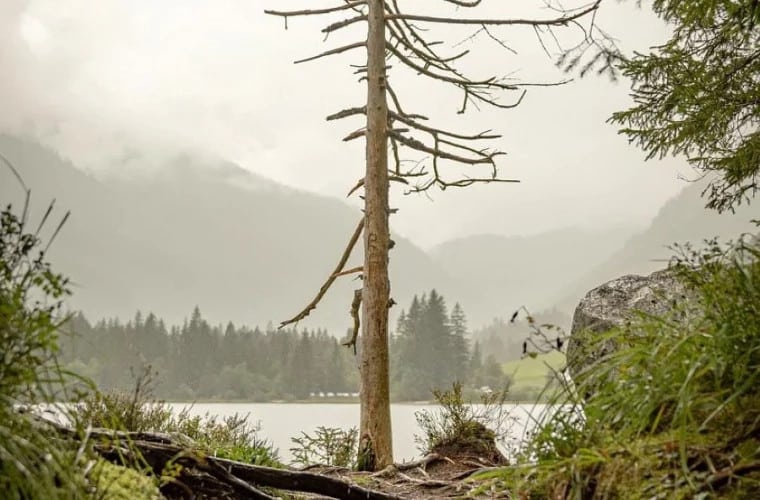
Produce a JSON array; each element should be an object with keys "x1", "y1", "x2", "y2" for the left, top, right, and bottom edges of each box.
[
  {"x1": 51, "y1": 422, "x2": 403, "y2": 500},
  {"x1": 217, "y1": 459, "x2": 403, "y2": 500},
  {"x1": 360, "y1": 0, "x2": 393, "y2": 471}
]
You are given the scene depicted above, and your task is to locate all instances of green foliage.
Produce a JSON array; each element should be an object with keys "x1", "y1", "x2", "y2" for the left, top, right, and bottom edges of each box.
[
  {"x1": 289, "y1": 426, "x2": 358, "y2": 468},
  {"x1": 391, "y1": 291, "x2": 488, "y2": 400},
  {"x1": 89, "y1": 460, "x2": 161, "y2": 500},
  {"x1": 610, "y1": 0, "x2": 760, "y2": 211},
  {"x1": 414, "y1": 382, "x2": 514, "y2": 457},
  {"x1": 0, "y1": 199, "x2": 71, "y2": 402},
  {"x1": 501, "y1": 351, "x2": 566, "y2": 402},
  {"x1": 496, "y1": 233, "x2": 760, "y2": 498},
  {"x1": 60, "y1": 310, "x2": 359, "y2": 401},
  {"x1": 75, "y1": 366, "x2": 172, "y2": 433},
  {"x1": 0, "y1": 194, "x2": 99, "y2": 499},
  {"x1": 171, "y1": 409, "x2": 280, "y2": 466},
  {"x1": 74, "y1": 367, "x2": 280, "y2": 467}
]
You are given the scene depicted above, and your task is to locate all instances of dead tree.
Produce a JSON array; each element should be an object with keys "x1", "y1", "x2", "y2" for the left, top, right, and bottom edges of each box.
[{"x1": 267, "y1": 0, "x2": 608, "y2": 470}]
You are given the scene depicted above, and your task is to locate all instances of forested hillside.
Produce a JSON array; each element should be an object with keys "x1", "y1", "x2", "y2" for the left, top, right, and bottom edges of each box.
[
  {"x1": 61, "y1": 308, "x2": 359, "y2": 401},
  {"x1": 60, "y1": 291, "x2": 509, "y2": 402}
]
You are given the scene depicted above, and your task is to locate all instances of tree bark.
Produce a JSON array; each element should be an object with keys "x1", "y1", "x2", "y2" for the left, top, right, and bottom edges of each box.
[
  {"x1": 358, "y1": 0, "x2": 393, "y2": 471},
  {"x1": 41, "y1": 419, "x2": 404, "y2": 500}
]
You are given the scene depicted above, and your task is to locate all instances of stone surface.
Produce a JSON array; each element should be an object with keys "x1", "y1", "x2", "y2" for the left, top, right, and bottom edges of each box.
[{"x1": 566, "y1": 268, "x2": 688, "y2": 379}]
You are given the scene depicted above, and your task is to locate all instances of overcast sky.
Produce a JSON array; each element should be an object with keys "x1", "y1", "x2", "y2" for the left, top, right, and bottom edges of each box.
[{"x1": 1, "y1": 0, "x2": 694, "y2": 248}]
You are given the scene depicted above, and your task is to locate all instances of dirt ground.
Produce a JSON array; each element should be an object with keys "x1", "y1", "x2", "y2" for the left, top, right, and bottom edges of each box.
[{"x1": 295, "y1": 450, "x2": 510, "y2": 499}]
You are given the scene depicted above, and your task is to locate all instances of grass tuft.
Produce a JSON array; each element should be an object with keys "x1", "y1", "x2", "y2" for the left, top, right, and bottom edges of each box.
[{"x1": 487, "y1": 232, "x2": 760, "y2": 498}]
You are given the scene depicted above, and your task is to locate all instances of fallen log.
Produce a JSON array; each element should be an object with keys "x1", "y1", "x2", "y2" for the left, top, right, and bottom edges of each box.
[{"x1": 48, "y1": 421, "x2": 404, "y2": 500}]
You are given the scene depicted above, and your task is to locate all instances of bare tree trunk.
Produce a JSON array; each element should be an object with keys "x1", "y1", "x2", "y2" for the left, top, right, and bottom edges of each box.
[
  {"x1": 358, "y1": 0, "x2": 392, "y2": 471},
  {"x1": 266, "y1": 0, "x2": 603, "y2": 474}
]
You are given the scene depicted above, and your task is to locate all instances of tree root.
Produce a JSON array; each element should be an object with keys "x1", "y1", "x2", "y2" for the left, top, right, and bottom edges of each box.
[{"x1": 50, "y1": 422, "x2": 404, "y2": 500}]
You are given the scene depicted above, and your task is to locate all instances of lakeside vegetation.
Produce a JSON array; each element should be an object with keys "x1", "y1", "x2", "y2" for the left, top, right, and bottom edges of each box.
[
  {"x1": 2, "y1": 0, "x2": 759, "y2": 496},
  {"x1": 480, "y1": 234, "x2": 760, "y2": 498}
]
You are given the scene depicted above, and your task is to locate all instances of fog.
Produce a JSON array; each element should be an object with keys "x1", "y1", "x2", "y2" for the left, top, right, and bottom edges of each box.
[
  {"x1": 1, "y1": 0, "x2": 691, "y2": 247},
  {"x1": 1, "y1": 1, "x2": 755, "y2": 334}
]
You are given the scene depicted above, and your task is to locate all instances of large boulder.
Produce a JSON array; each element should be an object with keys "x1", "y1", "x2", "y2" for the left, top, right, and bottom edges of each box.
[{"x1": 566, "y1": 268, "x2": 688, "y2": 379}]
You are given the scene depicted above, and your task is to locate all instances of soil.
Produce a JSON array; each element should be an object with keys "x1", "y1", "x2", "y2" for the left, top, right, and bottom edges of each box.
[{"x1": 293, "y1": 428, "x2": 510, "y2": 500}]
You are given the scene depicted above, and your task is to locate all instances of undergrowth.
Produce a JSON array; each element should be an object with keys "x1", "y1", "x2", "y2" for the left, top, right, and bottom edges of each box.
[
  {"x1": 74, "y1": 365, "x2": 281, "y2": 467},
  {"x1": 415, "y1": 381, "x2": 514, "y2": 461},
  {"x1": 290, "y1": 426, "x2": 358, "y2": 468},
  {"x1": 0, "y1": 181, "x2": 133, "y2": 498},
  {"x1": 483, "y1": 233, "x2": 760, "y2": 498}
]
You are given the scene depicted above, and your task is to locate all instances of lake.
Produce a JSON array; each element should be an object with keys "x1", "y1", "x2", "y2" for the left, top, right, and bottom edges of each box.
[{"x1": 168, "y1": 403, "x2": 552, "y2": 464}]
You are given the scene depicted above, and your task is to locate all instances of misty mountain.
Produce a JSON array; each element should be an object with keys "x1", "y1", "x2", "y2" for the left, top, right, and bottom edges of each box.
[
  {"x1": 4, "y1": 134, "x2": 753, "y2": 333},
  {"x1": 0, "y1": 135, "x2": 452, "y2": 331},
  {"x1": 429, "y1": 227, "x2": 638, "y2": 325},
  {"x1": 554, "y1": 181, "x2": 758, "y2": 310}
]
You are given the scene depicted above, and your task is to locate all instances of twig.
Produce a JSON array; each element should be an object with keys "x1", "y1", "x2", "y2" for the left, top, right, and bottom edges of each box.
[
  {"x1": 332, "y1": 266, "x2": 364, "y2": 278},
  {"x1": 704, "y1": 460, "x2": 760, "y2": 489},
  {"x1": 384, "y1": 2, "x2": 601, "y2": 27},
  {"x1": 265, "y1": 1, "x2": 367, "y2": 18},
  {"x1": 295, "y1": 41, "x2": 366, "y2": 64}
]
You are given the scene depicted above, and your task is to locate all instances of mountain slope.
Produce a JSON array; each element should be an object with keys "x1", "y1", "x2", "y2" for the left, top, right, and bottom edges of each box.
[
  {"x1": 429, "y1": 227, "x2": 637, "y2": 323},
  {"x1": 0, "y1": 135, "x2": 452, "y2": 331},
  {"x1": 554, "y1": 181, "x2": 758, "y2": 309}
]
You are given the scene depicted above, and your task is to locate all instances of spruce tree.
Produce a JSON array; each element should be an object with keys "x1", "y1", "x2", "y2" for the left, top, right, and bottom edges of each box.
[{"x1": 449, "y1": 303, "x2": 470, "y2": 384}]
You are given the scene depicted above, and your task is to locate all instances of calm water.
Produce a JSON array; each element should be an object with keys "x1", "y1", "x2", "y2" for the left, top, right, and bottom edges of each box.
[{"x1": 168, "y1": 403, "x2": 552, "y2": 464}]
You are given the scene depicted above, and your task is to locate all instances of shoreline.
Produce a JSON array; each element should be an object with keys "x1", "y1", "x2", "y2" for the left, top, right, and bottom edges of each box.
[{"x1": 164, "y1": 399, "x2": 548, "y2": 405}]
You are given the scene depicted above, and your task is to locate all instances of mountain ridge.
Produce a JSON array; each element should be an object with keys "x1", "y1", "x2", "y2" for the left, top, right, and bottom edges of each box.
[
  {"x1": 3, "y1": 134, "x2": 754, "y2": 333},
  {"x1": 552, "y1": 180, "x2": 758, "y2": 311},
  {"x1": 0, "y1": 134, "x2": 454, "y2": 331}
]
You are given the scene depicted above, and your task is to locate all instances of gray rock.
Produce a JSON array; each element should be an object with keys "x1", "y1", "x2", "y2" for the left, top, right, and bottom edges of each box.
[{"x1": 566, "y1": 268, "x2": 688, "y2": 380}]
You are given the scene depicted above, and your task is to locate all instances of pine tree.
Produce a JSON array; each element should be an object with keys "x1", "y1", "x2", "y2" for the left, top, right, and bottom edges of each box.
[
  {"x1": 178, "y1": 306, "x2": 217, "y2": 394},
  {"x1": 607, "y1": 0, "x2": 760, "y2": 210},
  {"x1": 449, "y1": 303, "x2": 470, "y2": 384},
  {"x1": 469, "y1": 341, "x2": 484, "y2": 388},
  {"x1": 423, "y1": 289, "x2": 453, "y2": 387},
  {"x1": 392, "y1": 292, "x2": 472, "y2": 399}
]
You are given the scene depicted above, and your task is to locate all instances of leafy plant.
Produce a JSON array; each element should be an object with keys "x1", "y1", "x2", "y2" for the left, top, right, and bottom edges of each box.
[
  {"x1": 290, "y1": 426, "x2": 359, "y2": 468},
  {"x1": 414, "y1": 381, "x2": 514, "y2": 461},
  {"x1": 0, "y1": 169, "x2": 101, "y2": 498},
  {"x1": 74, "y1": 365, "x2": 280, "y2": 467},
  {"x1": 497, "y1": 232, "x2": 760, "y2": 498}
]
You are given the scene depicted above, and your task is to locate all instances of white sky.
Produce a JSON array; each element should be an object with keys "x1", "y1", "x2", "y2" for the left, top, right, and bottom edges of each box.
[{"x1": 1, "y1": 0, "x2": 692, "y2": 248}]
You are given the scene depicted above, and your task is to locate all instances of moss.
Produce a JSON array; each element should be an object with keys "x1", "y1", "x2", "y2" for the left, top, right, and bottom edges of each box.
[
  {"x1": 90, "y1": 460, "x2": 160, "y2": 499},
  {"x1": 432, "y1": 421, "x2": 507, "y2": 465}
]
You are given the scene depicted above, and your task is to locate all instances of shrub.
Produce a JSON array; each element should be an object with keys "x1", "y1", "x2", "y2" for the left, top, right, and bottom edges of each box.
[
  {"x1": 0, "y1": 190, "x2": 99, "y2": 498},
  {"x1": 290, "y1": 426, "x2": 359, "y2": 468},
  {"x1": 414, "y1": 382, "x2": 514, "y2": 462},
  {"x1": 74, "y1": 365, "x2": 280, "y2": 467},
  {"x1": 496, "y1": 232, "x2": 760, "y2": 498}
]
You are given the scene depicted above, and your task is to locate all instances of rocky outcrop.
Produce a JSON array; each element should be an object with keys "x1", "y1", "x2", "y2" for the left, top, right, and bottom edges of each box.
[{"x1": 566, "y1": 268, "x2": 688, "y2": 379}]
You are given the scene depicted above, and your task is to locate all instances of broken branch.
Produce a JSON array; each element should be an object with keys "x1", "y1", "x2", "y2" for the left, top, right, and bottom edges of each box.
[
  {"x1": 280, "y1": 218, "x2": 364, "y2": 328},
  {"x1": 295, "y1": 41, "x2": 366, "y2": 64},
  {"x1": 265, "y1": 1, "x2": 367, "y2": 18},
  {"x1": 343, "y1": 288, "x2": 363, "y2": 353}
]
